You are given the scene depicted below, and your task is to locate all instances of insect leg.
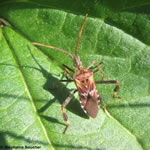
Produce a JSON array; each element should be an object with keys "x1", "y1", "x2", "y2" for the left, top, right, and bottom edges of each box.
[
  {"x1": 51, "y1": 65, "x2": 74, "y2": 90},
  {"x1": 95, "y1": 80, "x2": 121, "y2": 98},
  {"x1": 94, "y1": 62, "x2": 104, "y2": 80},
  {"x1": 62, "y1": 64, "x2": 74, "y2": 80},
  {"x1": 87, "y1": 61, "x2": 104, "y2": 80},
  {"x1": 62, "y1": 64, "x2": 74, "y2": 73},
  {"x1": 61, "y1": 89, "x2": 77, "y2": 134},
  {"x1": 86, "y1": 60, "x2": 97, "y2": 69}
]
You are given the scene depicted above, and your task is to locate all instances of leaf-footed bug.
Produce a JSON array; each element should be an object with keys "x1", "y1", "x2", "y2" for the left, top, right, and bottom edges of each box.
[{"x1": 32, "y1": 14, "x2": 121, "y2": 134}]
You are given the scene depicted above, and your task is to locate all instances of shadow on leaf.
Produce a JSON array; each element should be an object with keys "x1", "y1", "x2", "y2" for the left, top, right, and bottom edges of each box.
[
  {"x1": 0, "y1": 131, "x2": 48, "y2": 145},
  {"x1": 28, "y1": 46, "x2": 89, "y2": 120},
  {"x1": 0, "y1": 131, "x2": 8, "y2": 147}
]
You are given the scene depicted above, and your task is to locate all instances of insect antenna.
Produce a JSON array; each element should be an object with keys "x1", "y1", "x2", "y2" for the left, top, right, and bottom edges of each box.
[
  {"x1": 32, "y1": 42, "x2": 74, "y2": 59},
  {"x1": 32, "y1": 14, "x2": 88, "y2": 67},
  {"x1": 75, "y1": 14, "x2": 88, "y2": 58}
]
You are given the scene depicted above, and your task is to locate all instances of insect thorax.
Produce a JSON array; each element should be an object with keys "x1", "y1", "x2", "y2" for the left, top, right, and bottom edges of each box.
[
  {"x1": 74, "y1": 69, "x2": 93, "y2": 80},
  {"x1": 74, "y1": 69, "x2": 94, "y2": 87}
]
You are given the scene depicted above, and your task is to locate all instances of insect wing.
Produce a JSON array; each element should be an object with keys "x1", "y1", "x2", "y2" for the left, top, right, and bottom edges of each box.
[
  {"x1": 76, "y1": 79, "x2": 99, "y2": 118},
  {"x1": 84, "y1": 95, "x2": 98, "y2": 118}
]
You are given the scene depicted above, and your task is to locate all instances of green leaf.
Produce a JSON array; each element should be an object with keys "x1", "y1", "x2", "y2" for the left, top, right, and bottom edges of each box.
[{"x1": 0, "y1": 1, "x2": 150, "y2": 150}]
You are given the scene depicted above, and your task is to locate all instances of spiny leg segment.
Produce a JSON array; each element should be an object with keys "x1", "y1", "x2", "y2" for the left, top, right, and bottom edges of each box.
[{"x1": 61, "y1": 90, "x2": 77, "y2": 134}]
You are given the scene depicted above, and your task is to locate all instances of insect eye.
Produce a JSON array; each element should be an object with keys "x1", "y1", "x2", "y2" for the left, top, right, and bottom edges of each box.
[{"x1": 81, "y1": 80, "x2": 85, "y2": 83}]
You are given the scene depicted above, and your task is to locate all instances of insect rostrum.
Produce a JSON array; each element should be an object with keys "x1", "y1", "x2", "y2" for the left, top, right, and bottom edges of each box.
[{"x1": 32, "y1": 14, "x2": 120, "y2": 134}]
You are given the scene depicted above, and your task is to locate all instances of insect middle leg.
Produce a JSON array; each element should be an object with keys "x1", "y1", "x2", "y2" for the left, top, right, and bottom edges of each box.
[
  {"x1": 96, "y1": 80, "x2": 121, "y2": 98},
  {"x1": 62, "y1": 64, "x2": 74, "y2": 80},
  {"x1": 61, "y1": 89, "x2": 77, "y2": 134}
]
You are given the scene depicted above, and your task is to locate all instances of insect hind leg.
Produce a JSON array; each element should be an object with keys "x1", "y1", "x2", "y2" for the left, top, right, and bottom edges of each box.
[{"x1": 95, "y1": 80, "x2": 121, "y2": 98}]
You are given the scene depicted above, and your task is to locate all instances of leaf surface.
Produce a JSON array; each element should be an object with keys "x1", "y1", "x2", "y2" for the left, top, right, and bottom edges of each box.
[{"x1": 0, "y1": 1, "x2": 150, "y2": 150}]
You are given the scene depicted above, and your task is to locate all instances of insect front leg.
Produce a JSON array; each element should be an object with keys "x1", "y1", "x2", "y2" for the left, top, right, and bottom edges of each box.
[
  {"x1": 51, "y1": 64, "x2": 74, "y2": 89},
  {"x1": 96, "y1": 80, "x2": 121, "y2": 98},
  {"x1": 87, "y1": 61, "x2": 104, "y2": 80},
  {"x1": 62, "y1": 64, "x2": 74, "y2": 80},
  {"x1": 61, "y1": 90, "x2": 77, "y2": 134}
]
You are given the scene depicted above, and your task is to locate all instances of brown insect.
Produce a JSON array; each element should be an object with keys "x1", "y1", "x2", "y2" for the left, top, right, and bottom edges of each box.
[{"x1": 32, "y1": 14, "x2": 120, "y2": 134}]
